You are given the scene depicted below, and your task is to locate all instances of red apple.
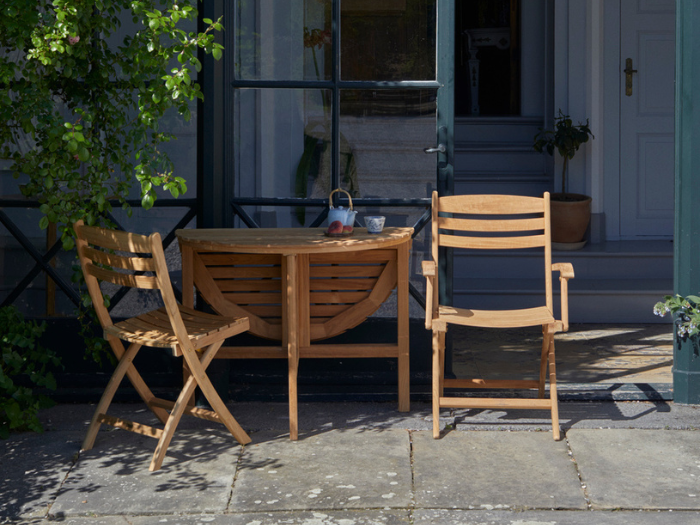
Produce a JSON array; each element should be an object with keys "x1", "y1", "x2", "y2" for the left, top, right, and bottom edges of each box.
[
  {"x1": 343, "y1": 225, "x2": 353, "y2": 233},
  {"x1": 328, "y1": 220, "x2": 344, "y2": 234}
]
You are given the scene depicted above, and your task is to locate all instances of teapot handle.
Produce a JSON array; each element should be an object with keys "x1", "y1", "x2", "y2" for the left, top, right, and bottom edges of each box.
[{"x1": 329, "y1": 188, "x2": 353, "y2": 211}]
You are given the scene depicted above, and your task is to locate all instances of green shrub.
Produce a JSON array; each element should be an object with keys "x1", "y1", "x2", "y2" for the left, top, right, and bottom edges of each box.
[{"x1": 0, "y1": 306, "x2": 61, "y2": 438}]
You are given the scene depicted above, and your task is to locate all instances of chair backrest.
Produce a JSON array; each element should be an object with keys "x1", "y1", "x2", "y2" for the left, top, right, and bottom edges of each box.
[
  {"x1": 74, "y1": 221, "x2": 190, "y2": 346},
  {"x1": 431, "y1": 191, "x2": 553, "y2": 311}
]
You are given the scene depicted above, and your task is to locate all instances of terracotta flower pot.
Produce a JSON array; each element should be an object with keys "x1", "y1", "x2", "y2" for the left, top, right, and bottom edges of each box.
[{"x1": 550, "y1": 193, "x2": 592, "y2": 244}]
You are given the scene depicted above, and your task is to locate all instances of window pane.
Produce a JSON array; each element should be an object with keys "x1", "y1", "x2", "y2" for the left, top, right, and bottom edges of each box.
[
  {"x1": 234, "y1": 0, "x2": 332, "y2": 81},
  {"x1": 233, "y1": 88, "x2": 332, "y2": 227},
  {"x1": 339, "y1": 89, "x2": 437, "y2": 317},
  {"x1": 341, "y1": 0, "x2": 437, "y2": 81}
]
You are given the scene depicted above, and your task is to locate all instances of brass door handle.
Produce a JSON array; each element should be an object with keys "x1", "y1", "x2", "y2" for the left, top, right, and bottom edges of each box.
[{"x1": 624, "y1": 58, "x2": 638, "y2": 96}]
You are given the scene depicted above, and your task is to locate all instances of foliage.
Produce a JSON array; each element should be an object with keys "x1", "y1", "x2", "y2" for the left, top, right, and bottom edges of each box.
[
  {"x1": 533, "y1": 110, "x2": 594, "y2": 194},
  {"x1": 654, "y1": 294, "x2": 700, "y2": 339},
  {"x1": 0, "y1": 1, "x2": 224, "y2": 249},
  {"x1": 0, "y1": 306, "x2": 60, "y2": 438}
]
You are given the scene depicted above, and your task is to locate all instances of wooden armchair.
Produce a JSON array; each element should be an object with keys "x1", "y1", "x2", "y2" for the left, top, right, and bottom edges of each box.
[
  {"x1": 74, "y1": 221, "x2": 251, "y2": 471},
  {"x1": 422, "y1": 192, "x2": 574, "y2": 440}
]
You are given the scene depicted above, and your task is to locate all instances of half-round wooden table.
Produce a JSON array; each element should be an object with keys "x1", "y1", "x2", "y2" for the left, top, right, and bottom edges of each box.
[{"x1": 177, "y1": 227, "x2": 413, "y2": 440}]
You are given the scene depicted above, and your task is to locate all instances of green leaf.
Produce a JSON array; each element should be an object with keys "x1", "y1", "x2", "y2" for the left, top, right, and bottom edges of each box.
[
  {"x1": 77, "y1": 147, "x2": 90, "y2": 162},
  {"x1": 39, "y1": 216, "x2": 49, "y2": 230}
]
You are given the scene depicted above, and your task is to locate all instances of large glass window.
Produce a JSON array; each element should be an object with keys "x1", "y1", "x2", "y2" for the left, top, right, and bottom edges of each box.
[{"x1": 229, "y1": 0, "x2": 443, "y2": 316}]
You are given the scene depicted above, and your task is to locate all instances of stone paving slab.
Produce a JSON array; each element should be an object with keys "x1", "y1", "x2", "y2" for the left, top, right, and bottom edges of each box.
[
  {"x1": 130, "y1": 510, "x2": 412, "y2": 524},
  {"x1": 413, "y1": 509, "x2": 700, "y2": 524},
  {"x1": 568, "y1": 429, "x2": 700, "y2": 510},
  {"x1": 48, "y1": 428, "x2": 243, "y2": 519},
  {"x1": 230, "y1": 429, "x2": 412, "y2": 512},
  {"x1": 0, "y1": 430, "x2": 82, "y2": 520},
  {"x1": 412, "y1": 430, "x2": 586, "y2": 510}
]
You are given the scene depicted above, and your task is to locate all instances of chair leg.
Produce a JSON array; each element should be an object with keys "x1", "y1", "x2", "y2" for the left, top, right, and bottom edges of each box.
[
  {"x1": 432, "y1": 328, "x2": 443, "y2": 439},
  {"x1": 82, "y1": 341, "x2": 142, "y2": 451},
  {"x1": 151, "y1": 341, "x2": 249, "y2": 471},
  {"x1": 538, "y1": 326, "x2": 549, "y2": 399},
  {"x1": 182, "y1": 343, "x2": 251, "y2": 446},
  {"x1": 150, "y1": 373, "x2": 198, "y2": 471},
  {"x1": 546, "y1": 327, "x2": 561, "y2": 441},
  {"x1": 107, "y1": 335, "x2": 169, "y2": 425}
]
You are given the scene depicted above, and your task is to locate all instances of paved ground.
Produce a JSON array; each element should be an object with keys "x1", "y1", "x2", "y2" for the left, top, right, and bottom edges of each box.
[{"x1": 3, "y1": 399, "x2": 700, "y2": 525}]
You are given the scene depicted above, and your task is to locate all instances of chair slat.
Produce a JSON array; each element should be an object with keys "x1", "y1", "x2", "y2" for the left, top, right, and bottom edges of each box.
[
  {"x1": 439, "y1": 233, "x2": 546, "y2": 250},
  {"x1": 79, "y1": 225, "x2": 154, "y2": 252},
  {"x1": 81, "y1": 245, "x2": 157, "y2": 272},
  {"x1": 439, "y1": 194, "x2": 545, "y2": 215},
  {"x1": 439, "y1": 216, "x2": 544, "y2": 233},
  {"x1": 87, "y1": 263, "x2": 160, "y2": 289}
]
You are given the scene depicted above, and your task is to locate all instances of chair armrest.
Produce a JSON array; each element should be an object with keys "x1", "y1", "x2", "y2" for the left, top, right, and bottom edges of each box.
[
  {"x1": 421, "y1": 260, "x2": 437, "y2": 330},
  {"x1": 551, "y1": 262, "x2": 574, "y2": 332},
  {"x1": 552, "y1": 262, "x2": 574, "y2": 280}
]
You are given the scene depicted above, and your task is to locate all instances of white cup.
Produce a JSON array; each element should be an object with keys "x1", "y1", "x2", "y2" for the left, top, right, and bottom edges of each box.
[{"x1": 364, "y1": 216, "x2": 386, "y2": 234}]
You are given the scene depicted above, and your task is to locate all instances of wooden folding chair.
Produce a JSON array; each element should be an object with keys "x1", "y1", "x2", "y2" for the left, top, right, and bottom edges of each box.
[
  {"x1": 422, "y1": 192, "x2": 574, "y2": 440},
  {"x1": 74, "y1": 221, "x2": 251, "y2": 471}
]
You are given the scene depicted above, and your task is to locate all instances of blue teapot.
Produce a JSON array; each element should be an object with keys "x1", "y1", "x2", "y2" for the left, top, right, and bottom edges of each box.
[{"x1": 327, "y1": 189, "x2": 357, "y2": 227}]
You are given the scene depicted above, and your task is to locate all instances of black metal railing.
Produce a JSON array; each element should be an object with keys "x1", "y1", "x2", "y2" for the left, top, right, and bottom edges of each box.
[{"x1": 0, "y1": 197, "x2": 197, "y2": 314}]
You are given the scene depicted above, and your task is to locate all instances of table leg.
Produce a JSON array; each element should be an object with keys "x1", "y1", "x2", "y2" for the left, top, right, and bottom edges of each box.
[
  {"x1": 283, "y1": 254, "x2": 300, "y2": 440},
  {"x1": 181, "y1": 244, "x2": 195, "y2": 406},
  {"x1": 397, "y1": 240, "x2": 410, "y2": 412}
]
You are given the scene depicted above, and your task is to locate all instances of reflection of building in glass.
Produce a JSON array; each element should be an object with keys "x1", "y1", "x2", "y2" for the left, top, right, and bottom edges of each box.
[{"x1": 456, "y1": 0, "x2": 521, "y2": 116}]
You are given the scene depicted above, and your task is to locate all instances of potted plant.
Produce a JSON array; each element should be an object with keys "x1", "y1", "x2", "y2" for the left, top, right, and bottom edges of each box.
[{"x1": 534, "y1": 110, "x2": 595, "y2": 247}]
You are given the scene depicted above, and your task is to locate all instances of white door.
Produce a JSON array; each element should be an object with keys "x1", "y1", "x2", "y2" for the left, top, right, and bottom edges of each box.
[{"x1": 619, "y1": 0, "x2": 675, "y2": 239}]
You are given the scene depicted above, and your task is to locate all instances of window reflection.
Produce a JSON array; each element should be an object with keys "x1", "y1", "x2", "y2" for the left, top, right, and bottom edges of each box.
[
  {"x1": 234, "y1": 0, "x2": 332, "y2": 81},
  {"x1": 456, "y1": 0, "x2": 521, "y2": 116},
  {"x1": 341, "y1": 0, "x2": 436, "y2": 81}
]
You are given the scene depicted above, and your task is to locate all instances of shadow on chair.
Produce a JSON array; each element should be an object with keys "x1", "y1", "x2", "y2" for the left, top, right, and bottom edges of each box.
[{"x1": 74, "y1": 221, "x2": 251, "y2": 471}]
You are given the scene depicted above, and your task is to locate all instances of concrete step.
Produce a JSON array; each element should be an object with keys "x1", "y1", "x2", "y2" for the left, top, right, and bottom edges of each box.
[
  {"x1": 455, "y1": 241, "x2": 673, "y2": 280},
  {"x1": 451, "y1": 241, "x2": 673, "y2": 323},
  {"x1": 455, "y1": 116, "x2": 543, "y2": 144},
  {"x1": 453, "y1": 278, "x2": 673, "y2": 323}
]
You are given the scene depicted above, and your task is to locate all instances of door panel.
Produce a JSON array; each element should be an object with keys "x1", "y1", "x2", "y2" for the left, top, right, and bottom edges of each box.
[{"x1": 620, "y1": 0, "x2": 675, "y2": 238}]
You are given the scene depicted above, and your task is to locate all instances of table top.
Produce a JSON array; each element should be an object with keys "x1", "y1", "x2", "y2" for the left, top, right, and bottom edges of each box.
[{"x1": 176, "y1": 227, "x2": 413, "y2": 255}]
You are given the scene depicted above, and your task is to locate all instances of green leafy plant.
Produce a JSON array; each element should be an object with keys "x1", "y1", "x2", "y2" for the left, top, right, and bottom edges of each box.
[
  {"x1": 0, "y1": 306, "x2": 60, "y2": 438},
  {"x1": 533, "y1": 110, "x2": 594, "y2": 195},
  {"x1": 0, "y1": 1, "x2": 224, "y2": 249},
  {"x1": 654, "y1": 294, "x2": 700, "y2": 339}
]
